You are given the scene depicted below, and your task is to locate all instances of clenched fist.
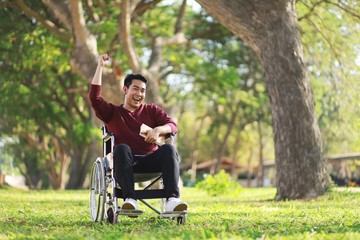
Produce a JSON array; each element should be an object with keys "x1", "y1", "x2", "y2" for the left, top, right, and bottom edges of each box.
[{"x1": 98, "y1": 53, "x2": 110, "y2": 66}]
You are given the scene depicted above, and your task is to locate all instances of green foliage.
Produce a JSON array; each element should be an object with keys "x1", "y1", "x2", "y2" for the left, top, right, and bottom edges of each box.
[
  {"x1": 174, "y1": 30, "x2": 271, "y2": 169},
  {"x1": 0, "y1": 5, "x2": 94, "y2": 188},
  {"x1": 297, "y1": 1, "x2": 360, "y2": 154},
  {"x1": 1, "y1": 187, "x2": 360, "y2": 239},
  {"x1": 195, "y1": 170, "x2": 243, "y2": 196}
]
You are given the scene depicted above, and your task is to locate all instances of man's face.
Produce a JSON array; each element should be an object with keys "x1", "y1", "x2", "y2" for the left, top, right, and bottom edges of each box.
[{"x1": 123, "y1": 79, "x2": 146, "y2": 111}]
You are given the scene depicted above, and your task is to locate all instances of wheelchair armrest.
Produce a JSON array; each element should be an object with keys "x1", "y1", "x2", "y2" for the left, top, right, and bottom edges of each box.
[
  {"x1": 102, "y1": 132, "x2": 113, "y2": 143},
  {"x1": 101, "y1": 125, "x2": 113, "y2": 142},
  {"x1": 164, "y1": 133, "x2": 176, "y2": 145}
]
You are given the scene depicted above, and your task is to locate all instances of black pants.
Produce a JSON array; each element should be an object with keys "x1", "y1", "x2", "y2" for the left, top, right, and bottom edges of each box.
[{"x1": 113, "y1": 143, "x2": 180, "y2": 200}]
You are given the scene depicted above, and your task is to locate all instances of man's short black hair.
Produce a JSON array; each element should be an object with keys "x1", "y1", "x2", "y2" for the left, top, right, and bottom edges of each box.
[{"x1": 124, "y1": 73, "x2": 148, "y2": 88}]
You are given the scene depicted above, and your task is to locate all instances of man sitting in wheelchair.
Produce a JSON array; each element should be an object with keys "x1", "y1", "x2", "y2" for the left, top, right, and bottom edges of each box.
[{"x1": 89, "y1": 53, "x2": 188, "y2": 213}]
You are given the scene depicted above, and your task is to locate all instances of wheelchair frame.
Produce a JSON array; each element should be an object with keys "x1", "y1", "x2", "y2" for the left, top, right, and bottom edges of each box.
[{"x1": 89, "y1": 125, "x2": 187, "y2": 224}]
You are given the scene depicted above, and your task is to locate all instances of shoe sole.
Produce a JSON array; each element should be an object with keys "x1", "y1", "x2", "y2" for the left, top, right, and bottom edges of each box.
[
  {"x1": 122, "y1": 203, "x2": 135, "y2": 210},
  {"x1": 122, "y1": 203, "x2": 138, "y2": 218},
  {"x1": 173, "y1": 203, "x2": 187, "y2": 212}
]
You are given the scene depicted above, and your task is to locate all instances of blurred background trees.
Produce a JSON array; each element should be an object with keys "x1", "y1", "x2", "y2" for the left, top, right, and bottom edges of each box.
[{"x1": 0, "y1": 0, "x2": 359, "y2": 195}]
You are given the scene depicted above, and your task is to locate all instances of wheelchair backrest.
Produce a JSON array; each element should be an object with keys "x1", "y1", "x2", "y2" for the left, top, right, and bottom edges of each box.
[{"x1": 102, "y1": 125, "x2": 114, "y2": 157}]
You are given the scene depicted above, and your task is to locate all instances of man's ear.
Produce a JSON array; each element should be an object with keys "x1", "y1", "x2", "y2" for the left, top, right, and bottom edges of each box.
[{"x1": 122, "y1": 86, "x2": 128, "y2": 94}]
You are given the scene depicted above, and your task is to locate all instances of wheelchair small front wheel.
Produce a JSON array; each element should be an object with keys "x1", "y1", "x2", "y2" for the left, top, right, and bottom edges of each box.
[
  {"x1": 176, "y1": 215, "x2": 186, "y2": 225},
  {"x1": 89, "y1": 158, "x2": 106, "y2": 222},
  {"x1": 107, "y1": 205, "x2": 118, "y2": 224}
]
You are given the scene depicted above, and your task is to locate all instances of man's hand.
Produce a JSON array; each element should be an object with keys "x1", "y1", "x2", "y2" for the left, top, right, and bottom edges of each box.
[
  {"x1": 143, "y1": 127, "x2": 162, "y2": 145},
  {"x1": 140, "y1": 124, "x2": 170, "y2": 145},
  {"x1": 92, "y1": 54, "x2": 110, "y2": 85},
  {"x1": 98, "y1": 53, "x2": 110, "y2": 66}
]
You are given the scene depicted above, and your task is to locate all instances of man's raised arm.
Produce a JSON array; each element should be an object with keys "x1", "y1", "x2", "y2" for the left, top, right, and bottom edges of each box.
[
  {"x1": 88, "y1": 53, "x2": 113, "y2": 123},
  {"x1": 91, "y1": 53, "x2": 109, "y2": 85}
]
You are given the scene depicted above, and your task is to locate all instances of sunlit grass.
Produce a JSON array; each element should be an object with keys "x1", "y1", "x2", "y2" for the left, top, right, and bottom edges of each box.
[{"x1": 0, "y1": 186, "x2": 360, "y2": 239}]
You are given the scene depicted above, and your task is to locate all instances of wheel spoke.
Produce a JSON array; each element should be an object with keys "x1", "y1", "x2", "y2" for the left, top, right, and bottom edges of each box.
[{"x1": 89, "y1": 159, "x2": 107, "y2": 222}]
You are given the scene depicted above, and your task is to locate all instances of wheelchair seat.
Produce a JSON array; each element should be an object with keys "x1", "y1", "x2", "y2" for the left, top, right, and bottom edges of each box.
[{"x1": 89, "y1": 125, "x2": 186, "y2": 225}]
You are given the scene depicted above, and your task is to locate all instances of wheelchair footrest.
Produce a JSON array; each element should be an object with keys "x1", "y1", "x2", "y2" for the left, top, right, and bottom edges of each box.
[
  {"x1": 160, "y1": 211, "x2": 187, "y2": 218},
  {"x1": 117, "y1": 209, "x2": 144, "y2": 217}
]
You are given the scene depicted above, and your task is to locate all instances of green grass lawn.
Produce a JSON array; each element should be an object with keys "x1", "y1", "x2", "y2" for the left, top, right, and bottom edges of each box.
[{"x1": 0, "y1": 186, "x2": 360, "y2": 239}]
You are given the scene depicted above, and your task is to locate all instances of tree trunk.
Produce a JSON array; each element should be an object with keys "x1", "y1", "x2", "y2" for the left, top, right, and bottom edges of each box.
[
  {"x1": 211, "y1": 102, "x2": 241, "y2": 175},
  {"x1": 256, "y1": 121, "x2": 264, "y2": 187},
  {"x1": 246, "y1": 147, "x2": 254, "y2": 188},
  {"x1": 196, "y1": 0, "x2": 328, "y2": 199},
  {"x1": 230, "y1": 130, "x2": 241, "y2": 179}
]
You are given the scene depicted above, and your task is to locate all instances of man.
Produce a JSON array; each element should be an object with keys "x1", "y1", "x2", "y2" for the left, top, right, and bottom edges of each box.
[{"x1": 88, "y1": 53, "x2": 187, "y2": 213}]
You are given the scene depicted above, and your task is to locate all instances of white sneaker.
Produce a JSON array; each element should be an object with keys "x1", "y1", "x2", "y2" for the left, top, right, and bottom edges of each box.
[
  {"x1": 121, "y1": 198, "x2": 139, "y2": 210},
  {"x1": 165, "y1": 197, "x2": 188, "y2": 212}
]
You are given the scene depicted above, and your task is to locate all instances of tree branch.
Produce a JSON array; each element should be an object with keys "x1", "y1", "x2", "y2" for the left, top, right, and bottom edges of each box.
[
  {"x1": 326, "y1": 0, "x2": 360, "y2": 19},
  {"x1": 147, "y1": 32, "x2": 187, "y2": 73},
  {"x1": 0, "y1": 2, "x2": 16, "y2": 7},
  {"x1": 148, "y1": 2, "x2": 188, "y2": 72},
  {"x1": 297, "y1": 0, "x2": 327, "y2": 22},
  {"x1": 14, "y1": 0, "x2": 71, "y2": 41},
  {"x1": 83, "y1": 0, "x2": 100, "y2": 22},
  {"x1": 41, "y1": 0, "x2": 73, "y2": 31},
  {"x1": 119, "y1": 0, "x2": 141, "y2": 71},
  {"x1": 305, "y1": 17, "x2": 347, "y2": 78},
  {"x1": 69, "y1": 0, "x2": 96, "y2": 52},
  {"x1": 133, "y1": 0, "x2": 161, "y2": 17},
  {"x1": 136, "y1": 20, "x2": 155, "y2": 39},
  {"x1": 68, "y1": 0, "x2": 100, "y2": 83},
  {"x1": 155, "y1": 32, "x2": 188, "y2": 47},
  {"x1": 175, "y1": 0, "x2": 187, "y2": 34}
]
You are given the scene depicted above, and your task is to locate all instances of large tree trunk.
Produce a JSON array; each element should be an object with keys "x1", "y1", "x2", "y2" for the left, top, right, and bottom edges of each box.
[{"x1": 196, "y1": 0, "x2": 329, "y2": 199}]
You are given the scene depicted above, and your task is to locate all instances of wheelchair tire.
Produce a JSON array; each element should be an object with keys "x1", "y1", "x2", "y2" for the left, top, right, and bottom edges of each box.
[
  {"x1": 89, "y1": 158, "x2": 106, "y2": 222},
  {"x1": 107, "y1": 205, "x2": 118, "y2": 224}
]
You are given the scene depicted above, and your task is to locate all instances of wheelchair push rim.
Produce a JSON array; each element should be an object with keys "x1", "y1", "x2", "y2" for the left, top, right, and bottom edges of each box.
[{"x1": 89, "y1": 158, "x2": 106, "y2": 222}]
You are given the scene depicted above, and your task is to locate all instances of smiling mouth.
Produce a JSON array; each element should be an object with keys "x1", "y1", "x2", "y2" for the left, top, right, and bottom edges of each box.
[{"x1": 133, "y1": 97, "x2": 141, "y2": 103}]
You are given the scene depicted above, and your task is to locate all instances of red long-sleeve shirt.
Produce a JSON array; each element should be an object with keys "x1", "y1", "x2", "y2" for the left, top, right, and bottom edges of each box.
[{"x1": 88, "y1": 84, "x2": 178, "y2": 155}]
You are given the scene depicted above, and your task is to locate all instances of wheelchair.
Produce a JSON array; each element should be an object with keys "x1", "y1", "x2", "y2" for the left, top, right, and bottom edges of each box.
[{"x1": 89, "y1": 125, "x2": 187, "y2": 224}]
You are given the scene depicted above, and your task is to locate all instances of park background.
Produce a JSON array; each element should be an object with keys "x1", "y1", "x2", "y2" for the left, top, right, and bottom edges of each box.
[{"x1": 1, "y1": 0, "x2": 360, "y2": 239}]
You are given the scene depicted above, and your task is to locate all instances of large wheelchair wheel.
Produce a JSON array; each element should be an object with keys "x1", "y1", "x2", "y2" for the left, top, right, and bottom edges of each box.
[{"x1": 89, "y1": 157, "x2": 106, "y2": 222}]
